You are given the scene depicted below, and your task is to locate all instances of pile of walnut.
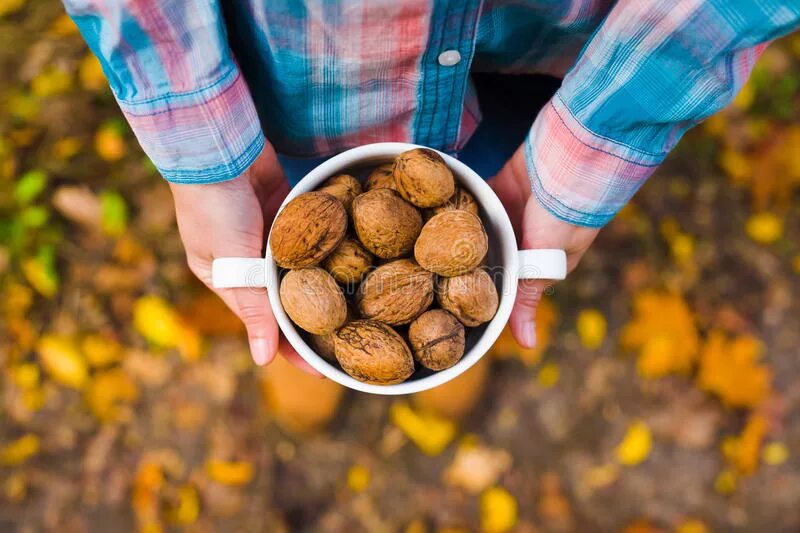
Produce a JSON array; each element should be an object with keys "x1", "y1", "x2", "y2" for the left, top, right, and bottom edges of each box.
[{"x1": 270, "y1": 148, "x2": 499, "y2": 385}]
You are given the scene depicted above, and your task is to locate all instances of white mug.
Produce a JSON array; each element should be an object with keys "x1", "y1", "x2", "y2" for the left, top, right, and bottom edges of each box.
[{"x1": 211, "y1": 142, "x2": 566, "y2": 395}]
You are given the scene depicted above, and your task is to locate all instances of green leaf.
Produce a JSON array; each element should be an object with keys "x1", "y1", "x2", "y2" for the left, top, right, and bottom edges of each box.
[
  {"x1": 100, "y1": 190, "x2": 128, "y2": 236},
  {"x1": 20, "y1": 205, "x2": 49, "y2": 228},
  {"x1": 14, "y1": 170, "x2": 48, "y2": 205}
]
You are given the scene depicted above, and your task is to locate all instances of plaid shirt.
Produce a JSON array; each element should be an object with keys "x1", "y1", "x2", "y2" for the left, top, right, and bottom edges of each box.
[{"x1": 64, "y1": 1, "x2": 799, "y2": 227}]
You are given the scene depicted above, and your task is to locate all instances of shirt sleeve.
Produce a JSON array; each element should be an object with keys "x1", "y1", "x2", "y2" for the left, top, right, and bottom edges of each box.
[
  {"x1": 62, "y1": 1, "x2": 264, "y2": 184},
  {"x1": 524, "y1": 0, "x2": 800, "y2": 227}
]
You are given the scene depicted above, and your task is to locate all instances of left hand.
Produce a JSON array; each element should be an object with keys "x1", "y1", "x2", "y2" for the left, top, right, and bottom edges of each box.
[{"x1": 488, "y1": 146, "x2": 601, "y2": 348}]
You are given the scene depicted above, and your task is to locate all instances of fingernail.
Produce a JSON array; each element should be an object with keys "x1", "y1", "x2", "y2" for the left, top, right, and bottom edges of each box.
[
  {"x1": 249, "y1": 338, "x2": 269, "y2": 366},
  {"x1": 520, "y1": 323, "x2": 537, "y2": 348}
]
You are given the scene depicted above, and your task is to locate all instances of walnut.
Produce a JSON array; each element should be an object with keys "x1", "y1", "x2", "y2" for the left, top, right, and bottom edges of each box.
[
  {"x1": 352, "y1": 189, "x2": 422, "y2": 259},
  {"x1": 322, "y1": 237, "x2": 373, "y2": 284},
  {"x1": 393, "y1": 148, "x2": 455, "y2": 207},
  {"x1": 279, "y1": 267, "x2": 347, "y2": 334},
  {"x1": 408, "y1": 309, "x2": 465, "y2": 370},
  {"x1": 414, "y1": 210, "x2": 488, "y2": 276},
  {"x1": 364, "y1": 163, "x2": 397, "y2": 191},
  {"x1": 427, "y1": 186, "x2": 479, "y2": 219},
  {"x1": 437, "y1": 268, "x2": 499, "y2": 327},
  {"x1": 334, "y1": 320, "x2": 415, "y2": 385},
  {"x1": 356, "y1": 259, "x2": 434, "y2": 325},
  {"x1": 308, "y1": 332, "x2": 336, "y2": 361},
  {"x1": 317, "y1": 174, "x2": 362, "y2": 214},
  {"x1": 270, "y1": 192, "x2": 347, "y2": 269}
]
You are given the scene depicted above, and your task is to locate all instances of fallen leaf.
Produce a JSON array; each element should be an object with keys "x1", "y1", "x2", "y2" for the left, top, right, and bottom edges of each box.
[
  {"x1": 745, "y1": 212, "x2": 783, "y2": 244},
  {"x1": 536, "y1": 362, "x2": 561, "y2": 388},
  {"x1": 0, "y1": 434, "x2": 40, "y2": 465},
  {"x1": 443, "y1": 439, "x2": 512, "y2": 493},
  {"x1": 480, "y1": 487, "x2": 518, "y2": 533},
  {"x1": 675, "y1": 518, "x2": 709, "y2": 533},
  {"x1": 697, "y1": 331, "x2": 771, "y2": 408},
  {"x1": 100, "y1": 189, "x2": 128, "y2": 236},
  {"x1": 85, "y1": 368, "x2": 139, "y2": 422},
  {"x1": 79, "y1": 53, "x2": 107, "y2": 91},
  {"x1": 390, "y1": 401, "x2": 457, "y2": 456},
  {"x1": 22, "y1": 246, "x2": 59, "y2": 298},
  {"x1": 346, "y1": 464, "x2": 370, "y2": 492},
  {"x1": 205, "y1": 460, "x2": 255, "y2": 486},
  {"x1": 576, "y1": 308, "x2": 606, "y2": 350},
  {"x1": 31, "y1": 65, "x2": 73, "y2": 98},
  {"x1": 94, "y1": 119, "x2": 127, "y2": 162},
  {"x1": 615, "y1": 420, "x2": 652, "y2": 466},
  {"x1": 166, "y1": 484, "x2": 199, "y2": 525},
  {"x1": 37, "y1": 334, "x2": 88, "y2": 389},
  {"x1": 621, "y1": 290, "x2": 699, "y2": 378},
  {"x1": 52, "y1": 185, "x2": 101, "y2": 228},
  {"x1": 82, "y1": 334, "x2": 123, "y2": 367},
  {"x1": 762, "y1": 441, "x2": 789, "y2": 465},
  {"x1": 721, "y1": 413, "x2": 767, "y2": 475},
  {"x1": 133, "y1": 295, "x2": 202, "y2": 361}
]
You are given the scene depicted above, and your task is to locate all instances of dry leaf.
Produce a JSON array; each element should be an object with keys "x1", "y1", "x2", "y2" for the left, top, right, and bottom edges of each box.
[
  {"x1": 615, "y1": 420, "x2": 652, "y2": 466},
  {"x1": 697, "y1": 331, "x2": 771, "y2": 408},
  {"x1": 205, "y1": 459, "x2": 255, "y2": 486},
  {"x1": 37, "y1": 334, "x2": 88, "y2": 389},
  {"x1": 389, "y1": 401, "x2": 457, "y2": 456},
  {"x1": 480, "y1": 487, "x2": 518, "y2": 533},
  {"x1": 576, "y1": 308, "x2": 606, "y2": 350},
  {"x1": 133, "y1": 295, "x2": 202, "y2": 361},
  {"x1": 443, "y1": 439, "x2": 512, "y2": 493},
  {"x1": 0, "y1": 434, "x2": 40, "y2": 466}
]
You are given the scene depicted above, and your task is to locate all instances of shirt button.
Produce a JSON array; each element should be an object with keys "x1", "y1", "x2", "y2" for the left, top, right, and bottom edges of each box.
[{"x1": 437, "y1": 50, "x2": 461, "y2": 67}]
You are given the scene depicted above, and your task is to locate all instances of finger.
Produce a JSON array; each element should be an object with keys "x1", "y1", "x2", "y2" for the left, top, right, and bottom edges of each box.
[
  {"x1": 278, "y1": 336, "x2": 324, "y2": 377},
  {"x1": 225, "y1": 286, "x2": 279, "y2": 366},
  {"x1": 509, "y1": 279, "x2": 550, "y2": 348}
]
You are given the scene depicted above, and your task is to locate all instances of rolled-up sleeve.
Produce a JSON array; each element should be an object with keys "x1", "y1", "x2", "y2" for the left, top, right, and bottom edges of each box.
[
  {"x1": 525, "y1": 0, "x2": 800, "y2": 227},
  {"x1": 63, "y1": 0, "x2": 264, "y2": 184}
]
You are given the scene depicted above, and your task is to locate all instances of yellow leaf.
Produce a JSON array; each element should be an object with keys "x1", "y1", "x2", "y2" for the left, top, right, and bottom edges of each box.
[
  {"x1": 37, "y1": 334, "x2": 88, "y2": 389},
  {"x1": 133, "y1": 295, "x2": 202, "y2": 361},
  {"x1": 745, "y1": 212, "x2": 783, "y2": 244},
  {"x1": 94, "y1": 120, "x2": 127, "y2": 162},
  {"x1": 48, "y1": 13, "x2": 80, "y2": 36},
  {"x1": 576, "y1": 309, "x2": 606, "y2": 350},
  {"x1": 621, "y1": 291, "x2": 699, "y2": 379},
  {"x1": 405, "y1": 519, "x2": 427, "y2": 533},
  {"x1": 697, "y1": 331, "x2": 771, "y2": 408},
  {"x1": 703, "y1": 113, "x2": 727, "y2": 138},
  {"x1": 0, "y1": 434, "x2": 40, "y2": 466},
  {"x1": 536, "y1": 363, "x2": 560, "y2": 388},
  {"x1": 675, "y1": 519, "x2": 709, "y2": 533},
  {"x1": 0, "y1": 0, "x2": 24, "y2": 18},
  {"x1": 670, "y1": 233, "x2": 695, "y2": 265},
  {"x1": 719, "y1": 148, "x2": 752, "y2": 184},
  {"x1": 722, "y1": 414, "x2": 767, "y2": 475},
  {"x1": 714, "y1": 468, "x2": 738, "y2": 495},
  {"x1": 582, "y1": 463, "x2": 619, "y2": 490},
  {"x1": 390, "y1": 401, "x2": 457, "y2": 456},
  {"x1": 82, "y1": 334, "x2": 123, "y2": 367},
  {"x1": 762, "y1": 442, "x2": 789, "y2": 466},
  {"x1": 10, "y1": 363, "x2": 39, "y2": 389},
  {"x1": 52, "y1": 136, "x2": 83, "y2": 160},
  {"x1": 22, "y1": 254, "x2": 59, "y2": 298},
  {"x1": 732, "y1": 80, "x2": 756, "y2": 110},
  {"x1": 3, "y1": 472, "x2": 28, "y2": 502},
  {"x1": 132, "y1": 462, "x2": 164, "y2": 531},
  {"x1": 346, "y1": 464, "x2": 370, "y2": 492},
  {"x1": 615, "y1": 420, "x2": 652, "y2": 466},
  {"x1": 85, "y1": 368, "x2": 139, "y2": 422},
  {"x1": 480, "y1": 487, "x2": 518, "y2": 533},
  {"x1": 79, "y1": 53, "x2": 107, "y2": 91},
  {"x1": 205, "y1": 459, "x2": 255, "y2": 486},
  {"x1": 166, "y1": 484, "x2": 199, "y2": 525},
  {"x1": 31, "y1": 66, "x2": 73, "y2": 98}
]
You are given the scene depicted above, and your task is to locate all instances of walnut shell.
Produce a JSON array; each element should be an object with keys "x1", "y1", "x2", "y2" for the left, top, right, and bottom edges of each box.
[
  {"x1": 364, "y1": 163, "x2": 397, "y2": 191},
  {"x1": 270, "y1": 192, "x2": 347, "y2": 269},
  {"x1": 414, "y1": 210, "x2": 488, "y2": 276},
  {"x1": 408, "y1": 309, "x2": 465, "y2": 370},
  {"x1": 352, "y1": 189, "x2": 422, "y2": 259},
  {"x1": 322, "y1": 237, "x2": 373, "y2": 284},
  {"x1": 437, "y1": 268, "x2": 499, "y2": 327},
  {"x1": 308, "y1": 332, "x2": 336, "y2": 361},
  {"x1": 393, "y1": 148, "x2": 455, "y2": 208},
  {"x1": 356, "y1": 259, "x2": 434, "y2": 325},
  {"x1": 334, "y1": 320, "x2": 415, "y2": 385},
  {"x1": 427, "y1": 186, "x2": 479, "y2": 219},
  {"x1": 279, "y1": 268, "x2": 347, "y2": 335},
  {"x1": 317, "y1": 174, "x2": 362, "y2": 214}
]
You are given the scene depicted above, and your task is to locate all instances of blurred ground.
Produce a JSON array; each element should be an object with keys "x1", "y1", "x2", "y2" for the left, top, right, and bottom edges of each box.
[{"x1": 1, "y1": 3, "x2": 800, "y2": 533}]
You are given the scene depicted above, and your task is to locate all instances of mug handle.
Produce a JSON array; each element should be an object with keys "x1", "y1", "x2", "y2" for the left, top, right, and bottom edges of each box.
[
  {"x1": 211, "y1": 257, "x2": 269, "y2": 288},
  {"x1": 517, "y1": 249, "x2": 567, "y2": 280}
]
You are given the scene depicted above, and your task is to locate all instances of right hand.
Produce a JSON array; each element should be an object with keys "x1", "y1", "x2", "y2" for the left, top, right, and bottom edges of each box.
[{"x1": 169, "y1": 145, "x2": 320, "y2": 374}]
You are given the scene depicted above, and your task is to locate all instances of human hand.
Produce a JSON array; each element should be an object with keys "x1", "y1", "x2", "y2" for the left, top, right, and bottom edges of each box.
[
  {"x1": 169, "y1": 145, "x2": 319, "y2": 373},
  {"x1": 488, "y1": 146, "x2": 601, "y2": 348}
]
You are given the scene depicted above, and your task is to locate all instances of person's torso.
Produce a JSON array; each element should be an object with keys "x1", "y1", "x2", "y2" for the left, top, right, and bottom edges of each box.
[{"x1": 222, "y1": 0, "x2": 612, "y2": 157}]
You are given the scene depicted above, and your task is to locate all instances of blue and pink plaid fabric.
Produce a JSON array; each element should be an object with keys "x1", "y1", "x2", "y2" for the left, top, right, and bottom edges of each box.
[{"x1": 63, "y1": 0, "x2": 800, "y2": 227}]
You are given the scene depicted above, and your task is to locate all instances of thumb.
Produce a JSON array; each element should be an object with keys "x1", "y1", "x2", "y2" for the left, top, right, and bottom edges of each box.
[
  {"x1": 509, "y1": 279, "x2": 550, "y2": 348},
  {"x1": 224, "y1": 285, "x2": 279, "y2": 366}
]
